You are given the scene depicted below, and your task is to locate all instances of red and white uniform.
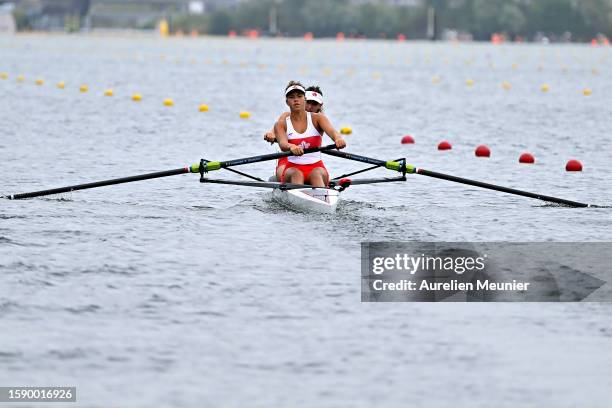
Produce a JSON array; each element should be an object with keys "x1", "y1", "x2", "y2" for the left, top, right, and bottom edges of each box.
[
  {"x1": 282, "y1": 112, "x2": 327, "y2": 182},
  {"x1": 286, "y1": 112, "x2": 322, "y2": 164}
]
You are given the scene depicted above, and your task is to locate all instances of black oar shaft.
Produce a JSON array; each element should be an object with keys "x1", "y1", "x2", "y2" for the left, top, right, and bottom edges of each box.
[
  {"x1": 323, "y1": 149, "x2": 387, "y2": 167},
  {"x1": 5, "y1": 167, "x2": 190, "y2": 200},
  {"x1": 322, "y1": 149, "x2": 591, "y2": 208},
  {"x1": 417, "y1": 169, "x2": 590, "y2": 208},
  {"x1": 217, "y1": 144, "x2": 337, "y2": 169}
]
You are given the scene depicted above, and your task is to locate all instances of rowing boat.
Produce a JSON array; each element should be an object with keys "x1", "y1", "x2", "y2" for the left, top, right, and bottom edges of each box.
[{"x1": 271, "y1": 186, "x2": 340, "y2": 213}]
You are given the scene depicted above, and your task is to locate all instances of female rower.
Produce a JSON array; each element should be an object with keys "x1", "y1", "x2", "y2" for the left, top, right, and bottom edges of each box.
[
  {"x1": 264, "y1": 85, "x2": 325, "y2": 181},
  {"x1": 274, "y1": 81, "x2": 346, "y2": 187}
]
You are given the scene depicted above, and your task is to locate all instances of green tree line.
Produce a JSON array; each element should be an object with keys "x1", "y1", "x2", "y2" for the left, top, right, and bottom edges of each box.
[{"x1": 172, "y1": 0, "x2": 611, "y2": 41}]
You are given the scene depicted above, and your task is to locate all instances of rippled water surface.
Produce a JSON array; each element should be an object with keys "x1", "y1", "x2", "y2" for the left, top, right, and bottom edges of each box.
[{"x1": 1, "y1": 34, "x2": 612, "y2": 407}]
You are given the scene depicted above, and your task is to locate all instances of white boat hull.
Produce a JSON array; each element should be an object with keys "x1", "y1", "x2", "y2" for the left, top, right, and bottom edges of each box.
[{"x1": 272, "y1": 188, "x2": 339, "y2": 213}]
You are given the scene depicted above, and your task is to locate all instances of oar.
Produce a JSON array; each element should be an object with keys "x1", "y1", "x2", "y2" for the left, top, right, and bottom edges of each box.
[
  {"x1": 202, "y1": 144, "x2": 338, "y2": 171},
  {"x1": 3, "y1": 145, "x2": 338, "y2": 200},
  {"x1": 322, "y1": 149, "x2": 592, "y2": 208}
]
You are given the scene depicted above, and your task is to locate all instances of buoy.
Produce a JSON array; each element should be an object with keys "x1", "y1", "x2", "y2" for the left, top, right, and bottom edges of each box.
[
  {"x1": 502, "y1": 81, "x2": 511, "y2": 90},
  {"x1": 475, "y1": 145, "x2": 490, "y2": 157},
  {"x1": 79, "y1": 84, "x2": 88, "y2": 93},
  {"x1": 56, "y1": 81, "x2": 65, "y2": 89},
  {"x1": 466, "y1": 79, "x2": 474, "y2": 87},
  {"x1": 239, "y1": 111, "x2": 251, "y2": 119},
  {"x1": 540, "y1": 84, "x2": 550, "y2": 93},
  {"x1": 132, "y1": 93, "x2": 142, "y2": 101},
  {"x1": 0, "y1": 72, "x2": 7, "y2": 79},
  {"x1": 397, "y1": 34, "x2": 406, "y2": 42},
  {"x1": 35, "y1": 78, "x2": 44, "y2": 86},
  {"x1": 163, "y1": 98, "x2": 174, "y2": 106},
  {"x1": 519, "y1": 153, "x2": 535, "y2": 164},
  {"x1": 17, "y1": 75, "x2": 25, "y2": 82},
  {"x1": 432, "y1": 75, "x2": 441, "y2": 84},
  {"x1": 583, "y1": 88, "x2": 592, "y2": 96},
  {"x1": 340, "y1": 126, "x2": 352, "y2": 135},
  {"x1": 565, "y1": 159, "x2": 583, "y2": 172},
  {"x1": 104, "y1": 89, "x2": 114, "y2": 96},
  {"x1": 401, "y1": 135, "x2": 415, "y2": 144},
  {"x1": 438, "y1": 140, "x2": 452, "y2": 150},
  {"x1": 199, "y1": 104, "x2": 209, "y2": 112}
]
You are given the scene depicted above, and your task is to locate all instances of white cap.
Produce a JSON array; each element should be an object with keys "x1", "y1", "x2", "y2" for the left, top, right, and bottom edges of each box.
[
  {"x1": 305, "y1": 90, "x2": 323, "y2": 105},
  {"x1": 285, "y1": 84, "x2": 306, "y2": 96}
]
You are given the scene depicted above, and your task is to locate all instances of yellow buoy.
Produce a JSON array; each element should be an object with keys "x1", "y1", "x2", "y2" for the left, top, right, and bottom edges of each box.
[
  {"x1": 512, "y1": 63, "x2": 518, "y2": 70},
  {"x1": 104, "y1": 89, "x2": 114, "y2": 96},
  {"x1": 132, "y1": 93, "x2": 142, "y2": 101},
  {"x1": 163, "y1": 98, "x2": 174, "y2": 106},
  {"x1": 79, "y1": 84, "x2": 88, "y2": 93},
  {"x1": 35, "y1": 78, "x2": 44, "y2": 86},
  {"x1": 0, "y1": 72, "x2": 7, "y2": 80},
  {"x1": 540, "y1": 84, "x2": 550, "y2": 93},
  {"x1": 198, "y1": 104, "x2": 209, "y2": 112},
  {"x1": 432, "y1": 75, "x2": 441, "y2": 84},
  {"x1": 583, "y1": 88, "x2": 592, "y2": 96},
  {"x1": 466, "y1": 79, "x2": 474, "y2": 87},
  {"x1": 340, "y1": 126, "x2": 352, "y2": 135},
  {"x1": 158, "y1": 19, "x2": 169, "y2": 37},
  {"x1": 56, "y1": 81, "x2": 65, "y2": 89},
  {"x1": 17, "y1": 75, "x2": 25, "y2": 82},
  {"x1": 239, "y1": 111, "x2": 251, "y2": 119},
  {"x1": 502, "y1": 81, "x2": 512, "y2": 91}
]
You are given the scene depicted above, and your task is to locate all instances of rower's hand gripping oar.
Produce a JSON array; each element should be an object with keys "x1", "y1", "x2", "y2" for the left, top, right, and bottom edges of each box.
[
  {"x1": 322, "y1": 149, "x2": 593, "y2": 208},
  {"x1": 2, "y1": 144, "x2": 339, "y2": 200}
]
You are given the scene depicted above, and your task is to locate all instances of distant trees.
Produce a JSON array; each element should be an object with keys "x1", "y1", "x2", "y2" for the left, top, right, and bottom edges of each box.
[{"x1": 168, "y1": 0, "x2": 611, "y2": 41}]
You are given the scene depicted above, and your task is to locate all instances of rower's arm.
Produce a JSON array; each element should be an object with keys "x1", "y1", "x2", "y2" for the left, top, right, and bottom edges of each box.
[
  {"x1": 265, "y1": 113, "x2": 290, "y2": 143},
  {"x1": 274, "y1": 119, "x2": 290, "y2": 151},
  {"x1": 314, "y1": 114, "x2": 346, "y2": 148},
  {"x1": 275, "y1": 119, "x2": 304, "y2": 155}
]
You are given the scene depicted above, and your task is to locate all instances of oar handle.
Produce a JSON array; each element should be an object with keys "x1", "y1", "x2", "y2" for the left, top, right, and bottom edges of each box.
[{"x1": 201, "y1": 144, "x2": 339, "y2": 172}]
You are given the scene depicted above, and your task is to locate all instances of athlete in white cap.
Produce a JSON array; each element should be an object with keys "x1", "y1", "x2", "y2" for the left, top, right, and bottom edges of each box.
[
  {"x1": 274, "y1": 80, "x2": 345, "y2": 188},
  {"x1": 264, "y1": 85, "x2": 326, "y2": 180}
]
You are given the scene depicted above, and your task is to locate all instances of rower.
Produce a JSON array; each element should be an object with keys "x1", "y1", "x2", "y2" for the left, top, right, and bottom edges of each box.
[
  {"x1": 274, "y1": 81, "x2": 346, "y2": 188},
  {"x1": 264, "y1": 85, "x2": 325, "y2": 181}
]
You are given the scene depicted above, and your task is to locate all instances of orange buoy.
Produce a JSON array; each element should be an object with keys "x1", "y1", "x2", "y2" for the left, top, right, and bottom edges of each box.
[
  {"x1": 475, "y1": 145, "x2": 491, "y2": 157},
  {"x1": 519, "y1": 153, "x2": 535, "y2": 164},
  {"x1": 565, "y1": 160, "x2": 583, "y2": 172}
]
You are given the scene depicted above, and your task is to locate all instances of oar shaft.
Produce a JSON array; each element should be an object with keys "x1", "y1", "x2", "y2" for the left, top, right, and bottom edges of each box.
[
  {"x1": 4, "y1": 167, "x2": 192, "y2": 200},
  {"x1": 322, "y1": 149, "x2": 411, "y2": 172},
  {"x1": 204, "y1": 144, "x2": 338, "y2": 172},
  {"x1": 416, "y1": 169, "x2": 590, "y2": 207},
  {"x1": 322, "y1": 149, "x2": 591, "y2": 208}
]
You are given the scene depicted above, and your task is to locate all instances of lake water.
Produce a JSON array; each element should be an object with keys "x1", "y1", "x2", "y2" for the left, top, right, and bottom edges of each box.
[{"x1": 1, "y1": 33, "x2": 611, "y2": 407}]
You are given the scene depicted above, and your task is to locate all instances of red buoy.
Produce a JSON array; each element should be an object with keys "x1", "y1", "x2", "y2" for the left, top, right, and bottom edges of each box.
[
  {"x1": 401, "y1": 135, "x2": 415, "y2": 144},
  {"x1": 566, "y1": 159, "x2": 583, "y2": 172},
  {"x1": 438, "y1": 140, "x2": 452, "y2": 150},
  {"x1": 519, "y1": 153, "x2": 535, "y2": 164},
  {"x1": 475, "y1": 145, "x2": 491, "y2": 157}
]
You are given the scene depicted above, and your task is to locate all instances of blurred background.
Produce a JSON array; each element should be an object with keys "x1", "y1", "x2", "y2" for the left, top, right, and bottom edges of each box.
[{"x1": 1, "y1": 0, "x2": 611, "y2": 44}]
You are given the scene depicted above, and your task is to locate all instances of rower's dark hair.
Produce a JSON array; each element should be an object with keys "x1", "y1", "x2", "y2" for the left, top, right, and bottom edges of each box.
[
  {"x1": 285, "y1": 80, "x2": 304, "y2": 91},
  {"x1": 306, "y1": 85, "x2": 323, "y2": 96}
]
